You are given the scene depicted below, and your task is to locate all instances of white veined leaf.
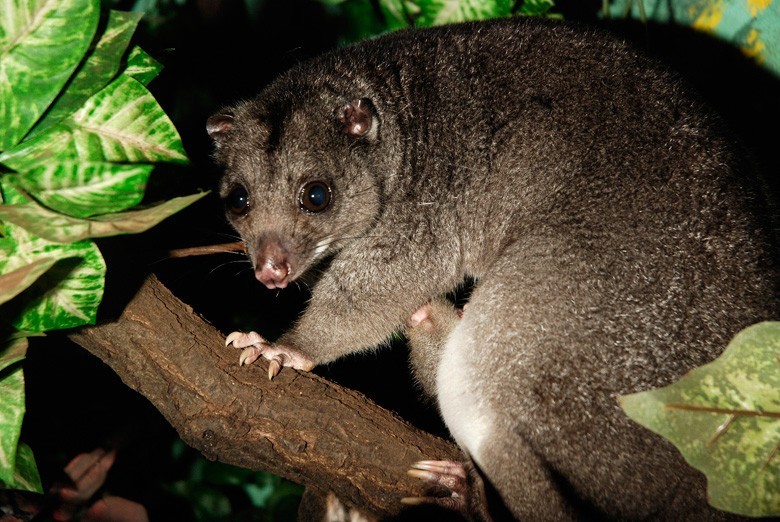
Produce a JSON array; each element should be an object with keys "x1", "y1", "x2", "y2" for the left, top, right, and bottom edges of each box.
[
  {"x1": 415, "y1": 0, "x2": 513, "y2": 26},
  {"x1": 124, "y1": 45, "x2": 163, "y2": 86},
  {"x1": 0, "y1": 362, "x2": 24, "y2": 485},
  {"x1": 0, "y1": 192, "x2": 207, "y2": 243},
  {"x1": 8, "y1": 162, "x2": 152, "y2": 218},
  {"x1": 1, "y1": 182, "x2": 105, "y2": 332},
  {"x1": 0, "y1": 0, "x2": 100, "y2": 149},
  {"x1": 30, "y1": 10, "x2": 144, "y2": 136},
  {"x1": 0, "y1": 75, "x2": 188, "y2": 171}
]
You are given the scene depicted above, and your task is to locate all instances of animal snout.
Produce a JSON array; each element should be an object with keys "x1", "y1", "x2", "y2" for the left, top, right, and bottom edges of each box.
[{"x1": 254, "y1": 236, "x2": 294, "y2": 289}]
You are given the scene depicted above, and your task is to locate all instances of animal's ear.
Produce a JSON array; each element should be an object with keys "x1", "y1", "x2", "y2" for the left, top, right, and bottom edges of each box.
[
  {"x1": 207, "y1": 113, "x2": 234, "y2": 144},
  {"x1": 338, "y1": 98, "x2": 378, "y2": 140}
]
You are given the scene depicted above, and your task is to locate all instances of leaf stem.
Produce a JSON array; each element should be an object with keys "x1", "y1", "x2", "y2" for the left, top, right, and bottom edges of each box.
[
  {"x1": 707, "y1": 414, "x2": 736, "y2": 446},
  {"x1": 762, "y1": 441, "x2": 779, "y2": 471},
  {"x1": 665, "y1": 403, "x2": 780, "y2": 418},
  {"x1": 167, "y1": 242, "x2": 245, "y2": 258}
]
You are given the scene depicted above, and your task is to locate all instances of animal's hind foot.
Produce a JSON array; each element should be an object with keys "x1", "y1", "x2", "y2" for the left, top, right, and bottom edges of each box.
[{"x1": 402, "y1": 459, "x2": 491, "y2": 521}]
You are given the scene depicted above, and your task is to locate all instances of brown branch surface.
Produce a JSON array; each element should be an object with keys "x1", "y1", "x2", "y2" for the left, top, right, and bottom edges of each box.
[{"x1": 67, "y1": 275, "x2": 461, "y2": 518}]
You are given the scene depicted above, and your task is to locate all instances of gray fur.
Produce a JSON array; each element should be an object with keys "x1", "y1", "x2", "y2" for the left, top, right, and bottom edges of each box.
[{"x1": 210, "y1": 18, "x2": 779, "y2": 520}]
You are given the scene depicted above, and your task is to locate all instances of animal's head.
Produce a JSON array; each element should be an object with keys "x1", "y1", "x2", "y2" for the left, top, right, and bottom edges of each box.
[{"x1": 208, "y1": 75, "x2": 392, "y2": 289}]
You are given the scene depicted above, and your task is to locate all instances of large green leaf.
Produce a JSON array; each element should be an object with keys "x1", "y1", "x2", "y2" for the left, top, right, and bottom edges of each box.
[
  {"x1": 0, "y1": 361, "x2": 25, "y2": 485},
  {"x1": 517, "y1": 0, "x2": 556, "y2": 16},
  {"x1": 3, "y1": 442, "x2": 43, "y2": 493},
  {"x1": 1, "y1": 183, "x2": 105, "y2": 332},
  {"x1": 0, "y1": 74, "x2": 188, "y2": 171},
  {"x1": 620, "y1": 322, "x2": 780, "y2": 517},
  {"x1": 0, "y1": 239, "x2": 105, "y2": 333},
  {"x1": 415, "y1": 0, "x2": 513, "y2": 26},
  {"x1": 0, "y1": 192, "x2": 207, "y2": 243},
  {"x1": 30, "y1": 10, "x2": 144, "y2": 136},
  {"x1": 0, "y1": 0, "x2": 100, "y2": 150},
  {"x1": 7, "y1": 162, "x2": 152, "y2": 218}
]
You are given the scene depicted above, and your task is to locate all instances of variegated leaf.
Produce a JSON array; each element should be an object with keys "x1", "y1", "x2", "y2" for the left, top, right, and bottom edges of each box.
[
  {"x1": 0, "y1": 361, "x2": 24, "y2": 485},
  {"x1": 124, "y1": 45, "x2": 162, "y2": 86},
  {"x1": 379, "y1": 0, "x2": 412, "y2": 29},
  {"x1": 4, "y1": 442, "x2": 42, "y2": 493},
  {"x1": 0, "y1": 75, "x2": 188, "y2": 171},
  {"x1": 9, "y1": 162, "x2": 152, "y2": 218},
  {"x1": 415, "y1": 0, "x2": 513, "y2": 26},
  {"x1": 0, "y1": 0, "x2": 99, "y2": 149},
  {"x1": 0, "y1": 183, "x2": 105, "y2": 332},
  {"x1": 0, "y1": 192, "x2": 207, "y2": 243},
  {"x1": 30, "y1": 10, "x2": 144, "y2": 135},
  {"x1": 620, "y1": 322, "x2": 780, "y2": 517}
]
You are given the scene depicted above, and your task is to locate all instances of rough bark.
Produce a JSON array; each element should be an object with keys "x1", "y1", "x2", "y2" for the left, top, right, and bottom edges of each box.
[{"x1": 67, "y1": 275, "x2": 462, "y2": 518}]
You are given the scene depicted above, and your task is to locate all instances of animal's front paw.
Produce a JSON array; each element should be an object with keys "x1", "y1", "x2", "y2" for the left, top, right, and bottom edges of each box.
[
  {"x1": 225, "y1": 331, "x2": 315, "y2": 379},
  {"x1": 403, "y1": 460, "x2": 490, "y2": 521}
]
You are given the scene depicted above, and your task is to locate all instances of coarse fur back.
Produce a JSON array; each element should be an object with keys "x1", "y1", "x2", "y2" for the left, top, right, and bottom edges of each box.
[{"x1": 210, "y1": 17, "x2": 779, "y2": 520}]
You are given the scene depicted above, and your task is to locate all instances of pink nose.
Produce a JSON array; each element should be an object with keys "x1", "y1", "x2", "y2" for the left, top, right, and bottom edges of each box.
[
  {"x1": 256, "y1": 257, "x2": 290, "y2": 289},
  {"x1": 254, "y1": 235, "x2": 292, "y2": 289}
]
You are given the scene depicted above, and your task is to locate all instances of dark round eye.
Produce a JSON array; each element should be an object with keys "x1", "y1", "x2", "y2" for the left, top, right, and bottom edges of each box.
[
  {"x1": 225, "y1": 185, "x2": 249, "y2": 215},
  {"x1": 298, "y1": 181, "x2": 332, "y2": 213}
]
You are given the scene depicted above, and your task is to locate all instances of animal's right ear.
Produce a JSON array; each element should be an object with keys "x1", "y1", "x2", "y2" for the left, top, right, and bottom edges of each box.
[{"x1": 207, "y1": 113, "x2": 234, "y2": 145}]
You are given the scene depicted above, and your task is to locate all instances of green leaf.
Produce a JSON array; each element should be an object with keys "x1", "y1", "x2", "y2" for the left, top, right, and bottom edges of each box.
[
  {"x1": 0, "y1": 362, "x2": 25, "y2": 485},
  {"x1": 8, "y1": 162, "x2": 152, "y2": 218},
  {"x1": 605, "y1": 0, "x2": 780, "y2": 78},
  {"x1": 6, "y1": 442, "x2": 43, "y2": 493},
  {"x1": 30, "y1": 10, "x2": 144, "y2": 136},
  {"x1": 0, "y1": 74, "x2": 188, "y2": 171},
  {"x1": 379, "y1": 0, "x2": 413, "y2": 30},
  {"x1": 124, "y1": 45, "x2": 162, "y2": 86},
  {"x1": 0, "y1": 184, "x2": 105, "y2": 332},
  {"x1": 415, "y1": 0, "x2": 513, "y2": 27},
  {"x1": 0, "y1": 257, "x2": 58, "y2": 306},
  {"x1": 619, "y1": 322, "x2": 780, "y2": 517},
  {"x1": 0, "y1": 336, "x2": 40, "y2": 493},
  {"x1": 0, "y1": 0, "x2": 100, "y2": 150},
  {"x1": 517, "y1": 0, "x2": 555, "y2": 16},
  {"x1": 0, "y1": 192, "x2": 207, "y2": 243},
  {"x1": 0, "y1": 334, "x2": 28, "y2": 375},
  {"x1": 1, "y1": 242, "x2": 105, "y2": 333}
]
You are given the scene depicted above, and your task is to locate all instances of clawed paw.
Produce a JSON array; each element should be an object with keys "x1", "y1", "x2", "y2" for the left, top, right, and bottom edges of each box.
[
  {"x1": 225, "y1": 331, "x2": 315, "y2": 379},
  {"x1": 402, "y1": 459, "x2": 489, "y2": 520}
]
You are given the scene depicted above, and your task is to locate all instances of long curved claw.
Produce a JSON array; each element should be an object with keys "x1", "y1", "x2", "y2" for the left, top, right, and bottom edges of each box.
[
  {"x1": 268, "y1": 357, "x2": 283, "y2": 380},
  {"x1": 239, "y1": 346, "x2": 264, "y2": 366},
  {"x1": 225, "y1": 331, "x2": 315, "y2": 378},
  {"x1": 225, "y1": 331, "x2": 267, "y2": 348},
  {"x1": 403, "y1": 459, "x2": 488, "y2": 518}
]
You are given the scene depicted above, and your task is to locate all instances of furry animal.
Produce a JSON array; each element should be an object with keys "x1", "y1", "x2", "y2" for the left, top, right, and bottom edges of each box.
[{"x1": 208, "y1": 18, "x2": 779, "y2": 520}]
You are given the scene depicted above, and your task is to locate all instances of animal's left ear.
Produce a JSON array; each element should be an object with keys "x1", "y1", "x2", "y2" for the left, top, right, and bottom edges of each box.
[{"x1": 338, "y1": 98, "x2": 378, "y2": 140}]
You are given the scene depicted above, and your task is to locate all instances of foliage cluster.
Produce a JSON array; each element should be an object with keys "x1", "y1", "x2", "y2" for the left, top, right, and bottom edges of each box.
[
  {"x1": 320, "y1": 0, "x2": 556, "y2": 41},
  {"x1": 0, "y1": 0, "x2": 203, "y2": 493}
]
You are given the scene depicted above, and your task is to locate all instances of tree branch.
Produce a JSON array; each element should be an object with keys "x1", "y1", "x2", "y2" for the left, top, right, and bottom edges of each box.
[{"x1": 67, "y1": 275, "x2": 461, "y2": 518}]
